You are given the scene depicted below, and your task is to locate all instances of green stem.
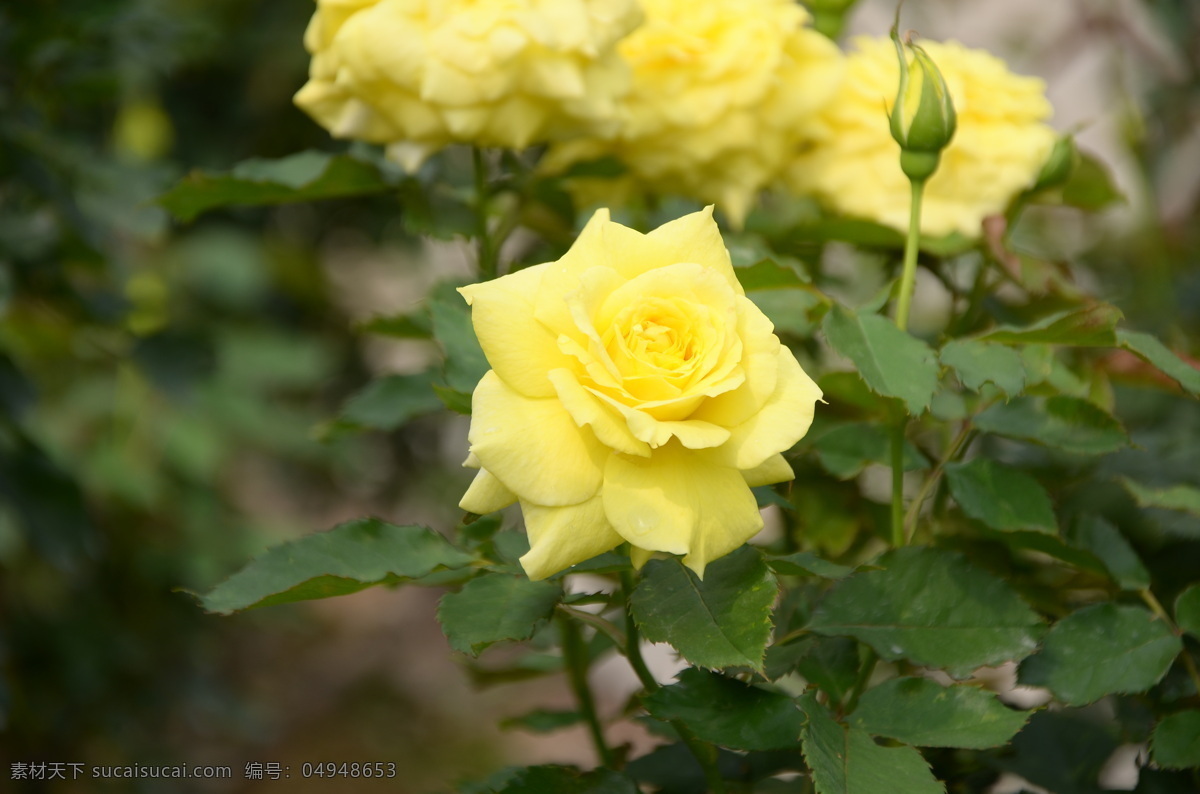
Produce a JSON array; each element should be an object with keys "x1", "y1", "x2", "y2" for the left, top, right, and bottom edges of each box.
[
  {"x1": 843, "y1": 647, "x2": 878, "y2": 715},
  {"x1": 558, "y1": 613, "x2": 613, "y2": 767},
  {"x1": 472, "y1": 147, "x2": 498, "y2": 281},
  {"x1": 889, "y1": 178, "x2": 927, "y2": 548},
  {"x1": 894, "y1": 178, "x2": 926, "y2": 332},
  {"x1": 902, "y1": 425, "x2": 975, "y2": 544},
  {"x1": 619, "y1": 570, "x2": 726, "y2": 793}
]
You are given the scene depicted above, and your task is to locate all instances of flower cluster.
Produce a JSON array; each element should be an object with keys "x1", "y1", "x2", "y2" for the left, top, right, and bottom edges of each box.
[
  {"x1": 544, "y1": 0, "x2": 843, "y2": 227},
  {"x1": 294, "y1": 0, "x2": 641, "y2": 167},
  {"x1": 458, "y1": 208, "x2": 822, "y2": 580},
  {"x1": 787, "y1": 36, "x2": 1058, "y2": 238}
]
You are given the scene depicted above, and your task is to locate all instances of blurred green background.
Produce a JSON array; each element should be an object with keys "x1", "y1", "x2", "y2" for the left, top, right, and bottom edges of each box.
[{"x1": 1, "y1": 0, "x2": 1197, "y2": 792}]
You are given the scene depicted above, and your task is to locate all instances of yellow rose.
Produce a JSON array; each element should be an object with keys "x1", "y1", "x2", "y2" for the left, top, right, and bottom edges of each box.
[
  {"x1": 294, "y1": 0, "x2": 641, "y2": 162},
  {"x1": 544, "y1": 0, "x2": 843, "y2": 227},
  {"x1": 788, "y1": 36, "x2": 1057, "y2": 238},
  {"x1": 458, "y1": 207, "x2": 822, "y2": 580}
]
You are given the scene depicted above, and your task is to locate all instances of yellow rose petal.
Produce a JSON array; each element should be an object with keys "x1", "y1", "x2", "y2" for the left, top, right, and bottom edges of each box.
[
  {"x1": 721, "y1": 348, "x2": 823, "y2": 470},
  {"x1": 460, "y1": 468, "x2": 518, "y2": 514},
  {"x1": 519, "y1": 496, "x2": 624, "y2": 581},
  {"x1": 603, "y1": 441, "x2": 763, "y2": 577},
  {"x1": 468, "y1": 371, "x2": 607, "y2": 506}
]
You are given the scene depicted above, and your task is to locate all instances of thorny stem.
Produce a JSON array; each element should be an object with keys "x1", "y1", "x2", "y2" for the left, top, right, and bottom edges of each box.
[
  {"x1": 843, "y1": 647, "x2": 879, "y2": 715},
  {"x1": 619, "y1": 569, "x2": 726, "y2": 794},
  {"x1": 890, "y1": 178, "x2": 927, "y2": 547},
  {"x1": 1140, "y1": 588, "x2": 1200, "y2": 697},
  {"x1": 558, "y1": 612, "x2": 614, "y2": 767}
]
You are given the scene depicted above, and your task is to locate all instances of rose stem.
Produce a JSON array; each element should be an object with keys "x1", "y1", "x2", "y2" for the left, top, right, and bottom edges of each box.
[
  {"x1": 472, "y1": 146, "x2": 498, "y2": 281},
  {"x1": 890, "y1": 177, "x2": 927, "y2": 548},
  {"x1": 558, "y1": 612, "x2": 614, "y2": 767}
]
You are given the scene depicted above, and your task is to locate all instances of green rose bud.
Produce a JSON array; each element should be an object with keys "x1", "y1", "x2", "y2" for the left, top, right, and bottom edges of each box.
[
  {"x1": 888, "y1": 30, "x2": 957, "y2": 182},
  {"x1": 1031, "y1": 135, "x2": 1078, "y2": 193}
]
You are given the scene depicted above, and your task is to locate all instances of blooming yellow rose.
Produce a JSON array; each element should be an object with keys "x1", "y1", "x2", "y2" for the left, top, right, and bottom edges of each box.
[
  {"x1": 543, "y1": 0, "x2": 843, "y2": 227},
  {"x1": 788, "y1": 36, "x2": 1057, "y2": 238},
  {"x1": 294, "y1": 0, "x2": 641, "y2": 163},
  {"x1": 458, "y1": 207, "x2": 822, "y2": 580}
]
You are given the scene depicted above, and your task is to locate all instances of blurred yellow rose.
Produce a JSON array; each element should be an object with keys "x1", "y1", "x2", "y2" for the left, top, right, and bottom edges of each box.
[
  {"x1": 544, "y1": 0, "x2": 843, "y2": 227},
  {"x1": 458, "y1": 207, "x2": 822, "y2": 580},
  {"x1": 788, "y1": 36, "x2": 1057, "y2": 238},
  {"x1": 294, "y1": 0, "x2": 641, "y2": 164}
]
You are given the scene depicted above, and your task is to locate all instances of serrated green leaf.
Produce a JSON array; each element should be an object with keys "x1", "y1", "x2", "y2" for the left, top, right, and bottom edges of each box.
[
  {"x1": 631, "y1": 546, "x2": 777, "y2": 671},
  {"x1": 158, "y1": 151, "x2": 393, "y2": 222},
  {"x1": 810, "y1": 423, "x2": 928, "y2": 480},
  {"x1": 1152, "y1": 711, "x2": 1200, "y2": 770},
  {"x1": 1117, "y1": 330, "x2": 1200, "y2": 396},
  {"x1": 1018, "y1": 603, "x2": 1182, "y2": 706},
  {"x1": 1122, "y1": 478, "x2": 1200, "y2": 519},
  {"x1": 437, "y1": 573, "x2": 562, "y2": 656},
  {"x1": 499, "y1": 709, "x2": 583, "y2": 734},
  {"x1": 430, "y1": 289, "x2": 489, "y2": 393},
  {"x1": 974, "y1": 396, "x2": 1128, "y2": 456},
  {"x1": 195, "y1": 519, "x2": 474, "y2": 614},
  {"x1": 1175, "y1": 584, "x2": 1200, "y2": 640},
  {"x1": 750, "y1": 288, "x2": 830, "y2": 337},
  {"x1": 1061, "y1": 151, "x2": 1124, "y2": 211},
  {"x1": 332, "y1": 372, "x2": 442, "y2": 433},
  {"x1": 767, "y1": 551, "x2": 856, "y2": 580},
  {"x1": 808, "y1": 547, "x2": 1044, "y2": 677},
  {"x1": 850, "y1": 677, "x2": 1030, "y2": 749},
  {"x1": 1070, "y1": 515, "x2": 1150, "y2": 590},
  {"x1": 797, "y1": 637, "x2": 862, "y2": 703},
  {"x1": 735, "y1": 258, "x2": 811, "y2": 290},
  {"x1": 356, "y1": 312, "x2": 432, "y2": 339},
  {"x1": 940, "y1": 339, "x2": 1026, "y2": 397},
  {"x1": 822, "y1": 306, "x2": 939, "y2": 416},
  {"x1": 491, "y1": 765, "x2": 639, "y2": 794},
  {"x1": 644, "y1": 669, "x2": 804, "y2": 751},
  {"x1": 975, "y1": 305, "x2": 1122, "y2": 347},
  {"x1": 799, "y1": 693, "x2": 945, "y2": 794},
  {"x1": 944, "y1": 458, "x2": 1057, "y2": 534}
]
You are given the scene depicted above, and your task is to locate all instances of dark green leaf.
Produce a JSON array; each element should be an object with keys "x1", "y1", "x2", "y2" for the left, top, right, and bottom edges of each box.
[
  {"x1": 799, "y1": 693, "x2": 945, "y2": 794},
  {"x1": 1174, "y1": 584, "x2": 1200, "y2": 641},
  {"x1": 749, "y1": 288, "x2": 830, "y2": 337},
  {"x1": 1117, "y1": 329, "x2": 1200, "y2": 396},
  {"x1": 492, "y1": 765, "x2": 639, "y2": 794},
  {"x1": 434, "y1": 383, "x2": 474, "y2": 415},
  {"x1": 850, "y1": 677, "x2": 1030, "y2": 749},
  {"x1": 631, "y1": 546, "x2": 777, "y2": 671},
  {"x1": 944, "y1": 458, "x2": 1057, "y2": 534},
  {"x1": 975, "y1": 304, "x2": 1122, "y2": 347},
  {"x1": 500, "y1": 709, "x2": 583, "y2": 734},
  {"x1": 939, "y1": 339, "x2": 1026, "y2": 397},
  {"x1": 131, "y1": 330, "x2": 216, "y2": 401},
  {"x1": 1018, "y1": 603, "x2": 1182, "y2": 705},
  {"x1": 430, "y1": 288, "x2": 490, "y2": 393},
  {"x1": 808, "y1": 547, "x2": 1044, "y2": 677},
  {"x1": 767, "y1": 552, "x2": 856, "y2": 580},
  {"x1": 998, "y1": 710, "x2": 1119, "y2": 794},
  {"x1": 356, "y1": 312, "x2": 432, "y2": 339},
  {"x1": 331, "y1": 372, "x2": 442, "y2": 433},
  {"x1": 735, "y1": 259, "x2": 811, "y2": 290},
  {"x1": 810, "y1": 423, "x2": 928, "y2": 480},
  {"x1": 1152, "y1": 711, "x2": 1200, "y2": 770},
  {"x1": 644, "y1": 669, "x2": 804, "y2": 751},
  {"x1": 974, "y1": 396, "x2": 1128, "y2": 456},
  {"x1": 764, "y1": 637, "x2": 817, "y2": 682},
  {"x1": 196, "y1": 519, "x2": 474, "y2": 614},
  {"x1": 1122, "y1": 478, "x2": 1200, "y2": 519},
  {"x1": 158, "y1": 151, "x2": 392, "y2": 222},
  {"x1": 797, "y1": 637, "x2": 862, "y2": 703},
  {"x1": 1070, "y1": 515, "x2": 1150, "y2": 590},
  {"x1": 821, "y1": 306, "x2": 939, "y2": 416},
  {"x1": 437, "y1": 573, "x2": 562, "y2": 656},
  {"x1": 1061, "y1": 151, "x2": 1124, "y2": 211}
]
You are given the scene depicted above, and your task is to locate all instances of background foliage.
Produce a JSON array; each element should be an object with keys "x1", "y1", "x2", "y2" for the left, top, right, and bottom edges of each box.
[{"x1": 3, "y1": 1, "x2": 1200, "y2": 793}]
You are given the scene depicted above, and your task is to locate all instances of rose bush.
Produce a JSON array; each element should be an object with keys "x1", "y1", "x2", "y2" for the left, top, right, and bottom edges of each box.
[
  {"x1": 544, "y1": 0, "x2": 842, "y2": 227},
  {"x1": 788, "y1": 36, "x2": 1057, "y2": 238},
  {"x1": 294, "y1": 0, "x2": 641, "y2": 167},
  {"x1": 458, "y1": 207, "x2": 822, "y2": 580}
]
